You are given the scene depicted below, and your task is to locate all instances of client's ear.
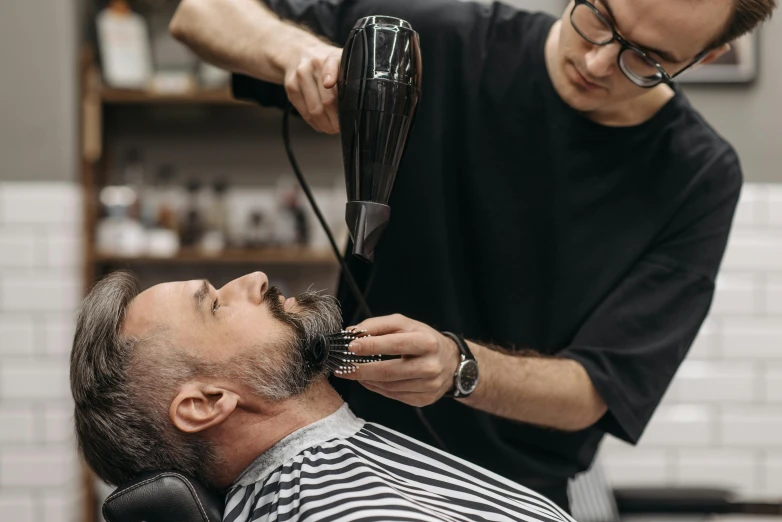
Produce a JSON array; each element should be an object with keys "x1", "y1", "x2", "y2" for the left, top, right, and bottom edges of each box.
[{"x1": 169, "y1": 382, "x2": 239, "y2": 433}]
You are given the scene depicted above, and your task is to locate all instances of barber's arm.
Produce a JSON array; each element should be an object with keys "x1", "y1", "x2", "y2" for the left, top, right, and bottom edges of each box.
[
  {"x1": 170, "y1": 0, "x2": 342, "y2": 133},
  {"x1": 341, "y1": 156, "x2": 741, "y2": 440},
  {"x1": 340, "y1": 315, "x2": 607, "y2": 431}
]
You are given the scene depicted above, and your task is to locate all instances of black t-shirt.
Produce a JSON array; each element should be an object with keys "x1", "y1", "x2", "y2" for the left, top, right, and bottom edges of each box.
[{"x1": 233, "y1": 0, "x2": 741, "y2": 485}]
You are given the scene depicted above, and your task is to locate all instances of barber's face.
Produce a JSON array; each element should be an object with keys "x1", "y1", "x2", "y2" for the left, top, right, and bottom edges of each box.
[
  {"x1": 123, "y1": 271, "x2": 342, "y2": 400},
  {"x1": 551, "y1": 0, "x2": 731, "y2": 113}
]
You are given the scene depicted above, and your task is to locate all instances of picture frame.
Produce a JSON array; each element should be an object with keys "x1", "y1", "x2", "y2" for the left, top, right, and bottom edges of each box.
[{"x1": 678, "y1": 31, "x2": 760, "y2": 84}]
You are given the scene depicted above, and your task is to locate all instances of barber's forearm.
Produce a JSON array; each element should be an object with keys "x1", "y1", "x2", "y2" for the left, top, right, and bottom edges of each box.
[
  {"x1": 460, "y1": 342, "x2": 607, "y2": 431},
  {"x1": 170, "y1": 0, "x2": 322, "y2": 82}
]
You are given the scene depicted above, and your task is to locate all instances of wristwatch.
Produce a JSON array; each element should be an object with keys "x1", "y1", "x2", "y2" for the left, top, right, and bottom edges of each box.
[{"x1": 441, "y1": 331, "x2": 479, "y2": 398}]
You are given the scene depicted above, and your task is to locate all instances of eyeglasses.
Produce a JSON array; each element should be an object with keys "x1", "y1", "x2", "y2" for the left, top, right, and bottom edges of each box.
[{"x1": 570, "y1": 0, "x2": 708, "y2": 88}]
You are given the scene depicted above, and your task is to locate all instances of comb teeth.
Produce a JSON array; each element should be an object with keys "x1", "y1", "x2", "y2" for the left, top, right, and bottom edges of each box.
[{"x1": 319, "y1": 329, "x2": 385, "y2": 375}]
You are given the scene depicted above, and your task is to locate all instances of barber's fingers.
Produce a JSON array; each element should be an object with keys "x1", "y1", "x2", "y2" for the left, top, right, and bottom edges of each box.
[
  {"x1": 323, "y1": 51, "x2": 342, "y2": 130},
  {"x1": 343, "y1": 356, "x2": 441, "y2": 383},
  {"x1": 314, "y1": 69, "x2": 339, "y2": 134},
  {"x1": 284, "y1": 70, "x2": 314, "y2": 130},
  {"x1": 322, "y1": 51, "x2": 341, "y2": 88},
  {"x1": 350, "y1": 313, "x2": 424, "y2": 337},
  {"x1": 292, "y1": 62, "x2": 333, "y2": 133},
  {"x1": 349, "y1": 332, "x2": 427, "y2": 357},
  {"x1": 361, "y1": 378, "x2": 441, "y2": 394},
  {"x1": 360, "y1": 381, "x2": 431, "y2": 407}
]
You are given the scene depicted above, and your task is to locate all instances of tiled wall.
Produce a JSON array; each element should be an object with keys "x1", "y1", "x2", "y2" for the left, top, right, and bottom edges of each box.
[
  {"x1": 0, "y1": 183, "x2": 83, "y2": 521},
  {"x1": 0, "y1": 181, "x2": 779, "y2": 521},
  {"x1": 600, "y1": 183, "x2": 782, "y2": 502}
]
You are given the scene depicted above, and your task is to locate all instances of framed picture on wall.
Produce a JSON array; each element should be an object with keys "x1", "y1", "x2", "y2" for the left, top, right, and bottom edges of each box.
[{"x1": 678, "y1": 31, "x2": 760, "y2": 84}]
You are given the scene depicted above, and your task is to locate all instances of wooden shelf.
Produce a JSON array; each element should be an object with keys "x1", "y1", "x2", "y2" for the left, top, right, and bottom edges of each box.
[
  {"x1": 92, "y1": 246, "x2": 338, "y2": 265},
  {"x1": 100, "y1": 86, "x2": 248, "y2": 105}
]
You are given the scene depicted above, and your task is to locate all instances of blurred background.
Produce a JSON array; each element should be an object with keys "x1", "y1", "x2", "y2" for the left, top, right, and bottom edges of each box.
[{"x1": 0, "y1": 0, "x2": 780, "y2": 521}]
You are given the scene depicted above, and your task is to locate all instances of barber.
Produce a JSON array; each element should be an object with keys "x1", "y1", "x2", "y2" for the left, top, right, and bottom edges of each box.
[{"x1": 170, "y1": 0, "x2": 775, "y2": 511}]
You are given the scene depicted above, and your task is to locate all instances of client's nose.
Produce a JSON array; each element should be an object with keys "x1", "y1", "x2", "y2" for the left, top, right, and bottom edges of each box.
[
  {"x1": 249, "y1": 271, "x2": 269, "y2": 304},
  {"x1": 222, "y1": 271, "x2": 269, "y2": 305}
]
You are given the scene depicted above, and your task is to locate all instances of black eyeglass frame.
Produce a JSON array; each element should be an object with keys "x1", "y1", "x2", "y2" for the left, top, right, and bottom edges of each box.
[{"x1": 570, "y1": 0, "x2": 710, "y2": 88}]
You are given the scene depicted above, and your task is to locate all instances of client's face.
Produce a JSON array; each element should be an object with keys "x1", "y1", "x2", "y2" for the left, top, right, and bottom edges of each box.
[{"x1": 123, "y1": 271, "x2": 342, "y2": 400}]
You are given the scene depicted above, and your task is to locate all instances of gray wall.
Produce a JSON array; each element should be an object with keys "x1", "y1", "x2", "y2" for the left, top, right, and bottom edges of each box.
[
  {"x1": 0, "y1": 0, "x2": 79, "y2": 182},
  {"x1": 682, "y1": 22, "x2": 782, "y2": 183},
  {"x1": 0, "y1": 0, "x2": 778, "y2": 183}
]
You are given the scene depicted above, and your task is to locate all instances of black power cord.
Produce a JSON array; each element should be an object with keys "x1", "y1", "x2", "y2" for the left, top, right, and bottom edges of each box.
[
  {"x1": 281, "y1": 105, "x2": 372, "y2": 320},
  {"x1": 281, "y1": 104, "x2": 449, "y2": 453}
]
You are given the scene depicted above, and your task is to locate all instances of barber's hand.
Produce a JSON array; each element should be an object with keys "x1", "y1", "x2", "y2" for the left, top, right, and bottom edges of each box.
[
  {"x1": 336, "y1": 314, "x2": 461, "y2": 407},
  {"x1": 284, "y1": 43, "x2": 342, "y2": 134}
]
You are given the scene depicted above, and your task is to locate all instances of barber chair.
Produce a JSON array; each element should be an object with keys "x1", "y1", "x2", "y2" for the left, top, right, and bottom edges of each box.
[{"x1": 101, "y1": 471, "x2": 224, "y2": 522}]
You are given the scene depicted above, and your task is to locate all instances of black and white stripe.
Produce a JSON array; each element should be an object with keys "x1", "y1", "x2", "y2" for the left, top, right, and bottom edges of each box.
[{"x1": 224, "y1": 405, "x2": 575, "y2": 522}]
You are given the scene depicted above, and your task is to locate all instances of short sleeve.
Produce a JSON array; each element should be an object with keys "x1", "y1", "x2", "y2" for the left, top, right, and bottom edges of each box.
[{"x1": 560, "y1": 152, "x2": 742, "y2": 444}]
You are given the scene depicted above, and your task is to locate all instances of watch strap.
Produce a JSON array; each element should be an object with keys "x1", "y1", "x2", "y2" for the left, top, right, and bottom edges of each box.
[
  {"x1": 442, "y1": 331, "x2": 474, "y2": 361},
  {"x1": 441, "y1": 331, "x2": 475, "y2": 398}
]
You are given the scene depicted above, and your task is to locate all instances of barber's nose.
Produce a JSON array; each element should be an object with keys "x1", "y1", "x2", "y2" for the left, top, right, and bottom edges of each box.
[{"x1": 585, "y1": 43, "x2": 618, "y2": 78}]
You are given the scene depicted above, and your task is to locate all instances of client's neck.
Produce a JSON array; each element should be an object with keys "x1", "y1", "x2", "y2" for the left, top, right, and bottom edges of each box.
[{"x1": 210, "y1": 378, "x2": 343, "y2": 490}]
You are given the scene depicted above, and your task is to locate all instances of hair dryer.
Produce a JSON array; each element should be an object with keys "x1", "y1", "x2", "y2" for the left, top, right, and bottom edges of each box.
[{"x1": 337, "y1": 16, "x2": 422, "y2": 263}]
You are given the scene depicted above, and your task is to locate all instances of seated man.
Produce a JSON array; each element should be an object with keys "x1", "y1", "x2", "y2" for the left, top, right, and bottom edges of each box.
[{"x1": 70, "y1": 270, "x2": 575, "y2": 522}]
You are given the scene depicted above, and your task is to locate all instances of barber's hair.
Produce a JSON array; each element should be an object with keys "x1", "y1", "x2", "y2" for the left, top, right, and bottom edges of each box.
[
  {"x1": 715, "y1": 0, "x2": 777, "y2": 47},
  {"x1": 70, "y1": 271, "x2": 217, "y2": 487}
]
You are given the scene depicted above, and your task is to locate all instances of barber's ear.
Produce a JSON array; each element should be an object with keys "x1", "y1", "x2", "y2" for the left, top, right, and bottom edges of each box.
[
  {"x1": 169, "y1": 382, "x2": 239, "y2": 433},
  {"x1": 697, "y1": 43, "x2": 731, "y2": 67}
]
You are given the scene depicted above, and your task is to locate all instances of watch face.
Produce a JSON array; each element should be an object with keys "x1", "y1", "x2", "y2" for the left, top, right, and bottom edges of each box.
[{"x1": 457, "y1": 359, "x2": 479, "y2": 395}]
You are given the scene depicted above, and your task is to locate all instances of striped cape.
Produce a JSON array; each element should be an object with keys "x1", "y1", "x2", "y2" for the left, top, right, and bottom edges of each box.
[{"x1": 223, "y1": 404, "x2": 574, "y2": 522}]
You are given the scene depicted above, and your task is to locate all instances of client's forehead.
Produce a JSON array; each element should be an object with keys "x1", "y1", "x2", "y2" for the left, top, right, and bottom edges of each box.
[{"x1": 122, "y1": 280, "x2": 197, "y2": 338}]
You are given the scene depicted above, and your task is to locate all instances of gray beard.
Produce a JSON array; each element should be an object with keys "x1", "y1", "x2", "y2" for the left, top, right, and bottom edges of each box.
[{"x1": 228, "y1": 286, "x2": 343, "y2": 402}]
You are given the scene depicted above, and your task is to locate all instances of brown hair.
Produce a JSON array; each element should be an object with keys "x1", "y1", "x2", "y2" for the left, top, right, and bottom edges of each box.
[
  {"x1": 69, "y1": 271, "x2": 217, "y2": 487},
  {"x1": 715, "y1": 0, "x2": 777, "y2": 46}
]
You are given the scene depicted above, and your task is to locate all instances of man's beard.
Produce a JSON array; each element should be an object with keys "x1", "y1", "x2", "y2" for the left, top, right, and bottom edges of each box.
[{"x1": 228, "y1": 286, "x2": 343, "y2": 402}]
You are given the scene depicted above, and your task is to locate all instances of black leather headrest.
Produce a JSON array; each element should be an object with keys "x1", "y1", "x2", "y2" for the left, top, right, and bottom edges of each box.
[{"x1": 103, "y1": 471, "x2": 225, "y2": 522}]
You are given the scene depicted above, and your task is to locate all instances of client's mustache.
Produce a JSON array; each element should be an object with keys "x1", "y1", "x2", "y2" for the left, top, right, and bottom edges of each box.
[
  {"x1": 264, "y1": 285, "x2": 343, "y2": 380},
  {"x1": 264, "y1": 286, "x2": 342, "y2": 334}
]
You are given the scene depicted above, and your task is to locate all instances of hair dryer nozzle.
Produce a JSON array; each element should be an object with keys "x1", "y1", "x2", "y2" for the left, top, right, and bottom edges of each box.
[{"x1": 346, "y1": 201, "x2": 390, "y2": 263}]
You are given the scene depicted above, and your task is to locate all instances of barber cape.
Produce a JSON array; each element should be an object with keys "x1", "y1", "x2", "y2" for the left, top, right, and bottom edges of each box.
[{"x1": 224, "y1": 404, "x2": 574, "y2": 522}]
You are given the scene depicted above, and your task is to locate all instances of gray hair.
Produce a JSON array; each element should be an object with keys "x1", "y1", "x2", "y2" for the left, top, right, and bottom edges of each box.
[
  {"x1": 70, "y1": 272, "x2": 343, "y2": 488},
  {"x1": 70, "y1": 271, "x2": 217, "y2": 487}
]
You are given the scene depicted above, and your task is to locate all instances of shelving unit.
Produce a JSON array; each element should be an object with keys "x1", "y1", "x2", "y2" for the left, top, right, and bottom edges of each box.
[
  {"x1": 92, "y1": 246, "x2": 336, "y2": 265},
  {"x1": 100, "y1": 86, "x2": 243, "y2": 105},
  {"x1": 78, "y1": 48, "x2": 339, "y2": 521}
]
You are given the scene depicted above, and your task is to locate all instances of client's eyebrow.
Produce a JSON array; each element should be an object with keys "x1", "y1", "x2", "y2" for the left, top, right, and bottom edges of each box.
[
  {"x1": 599, "y1": 0, "x2": 681, "y2": 63},
  {"x1": 193, "y1": 279, "x2": 211, "y2": 316}
]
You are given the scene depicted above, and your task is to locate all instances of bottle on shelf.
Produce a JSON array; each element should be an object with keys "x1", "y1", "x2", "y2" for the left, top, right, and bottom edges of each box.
[
  {"x1": 180, "y1": 178, "x2": 204, "y2": 248},
  {"x1": 274, "y1": 176, "x2": 309, "y2": 246},
  {"x1": 95, "y1": 147, "x2": 147, "y2": 256},
  {"x1": 96, "y1": 0, "x2": 153, "y2": 89},
  {"x1": 244, "y1": 210, "x2": 271, "y2": 249},
  {"x1": 145, "y1": 164, "x2": 180, "y2": 258},
  {"x1": 95, "y1": 186, "x2": 146, "y2": 257},
  {"x1": 201, "y1": 178, "x2": 229, "y2": 255}
]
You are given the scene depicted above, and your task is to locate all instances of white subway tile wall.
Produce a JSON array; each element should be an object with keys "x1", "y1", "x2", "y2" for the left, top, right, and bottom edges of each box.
[
  {"x1": 0, "y1": 183, "x2": 82, "y2": 522},
  {"x1": 600, "y1": 183, "x2": 782, "y2": 502},
  {"x1": 0, "y1": 181, "x2": 781, "y2": 521},
  {"x1": 675, "y1": 449, "x2": 760, "y2": 497}
]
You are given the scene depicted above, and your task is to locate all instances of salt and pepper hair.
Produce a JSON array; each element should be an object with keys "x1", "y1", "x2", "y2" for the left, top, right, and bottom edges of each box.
[{"x1": 70, "y1": 271, "x2": 342, "y2": 488}]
